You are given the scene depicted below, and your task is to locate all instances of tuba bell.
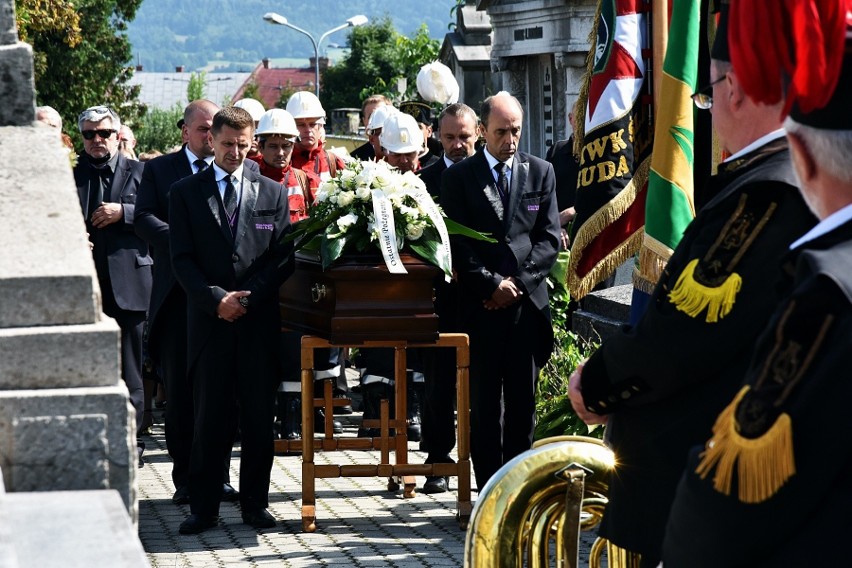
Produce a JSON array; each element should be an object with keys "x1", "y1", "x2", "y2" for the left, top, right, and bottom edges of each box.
[{"x1": 463, "y1": 435, "x2": 639, "y2": 568}]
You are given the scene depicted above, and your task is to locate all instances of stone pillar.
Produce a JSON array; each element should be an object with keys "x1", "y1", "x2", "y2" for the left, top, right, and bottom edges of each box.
[
  {"x1": 0, "y1": 0, "x2": 137, "y2": 524},
  {"x1": 0, "y1": 0, "x2": 35, "y2": 126}
]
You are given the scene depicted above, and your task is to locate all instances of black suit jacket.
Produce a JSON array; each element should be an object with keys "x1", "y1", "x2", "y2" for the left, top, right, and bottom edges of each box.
[
  {"x1": 136, "y1": 150, "x2": 260, "y2": 357},
  {"x1": 169, "y1": 163, "x2": 293, "y2": 368},
  {"x1": 418, "y1": 157, "x2": 447, "y2": 199},
  {"x1": 440, "y1": 149, "x2": 560, "y2": 363},
  {"x1": 135, "y1": 148, "x2": 193, "y2": 339},
  {"x1": 74, "y1": 153, "x2": 152, "y2": 312}
]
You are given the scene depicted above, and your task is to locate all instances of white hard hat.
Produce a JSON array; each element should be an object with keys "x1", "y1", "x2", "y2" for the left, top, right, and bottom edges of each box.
[
  {"x1": 286, "y1": 91, "x2": 326, "y2": 120},
  {"x1": 256, "y1": 108, "x2": 298, "y2": 138},
  {"x1": 380, "y1": 112, "x2": 424, "y2": 154},
  {"x1": 366, "y1": 104, "x2": 397, "y2": 133},
  {"x1": 233, "y1": 98, "x2": 266, "y2": 121}
]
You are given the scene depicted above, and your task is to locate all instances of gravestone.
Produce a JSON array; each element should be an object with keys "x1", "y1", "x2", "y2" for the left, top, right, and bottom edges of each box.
[{"x1": 0, "y1": 0, "x2": 137, "y2": 527}]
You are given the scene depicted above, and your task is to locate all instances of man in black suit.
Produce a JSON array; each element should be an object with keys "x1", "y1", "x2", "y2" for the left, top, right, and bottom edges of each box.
[
  {"x1": 440, "y1": 92, "x2": 561, "y2": 490},
  {"x1": 417, "y1": 102, "x2": 478, "y2": 494},
  {"x1": 74, "y1": 105, "x2": 152, "y2": 438},
  {"x1": 170, "y1": 107, "x2": 293, "y2": 534},
  {"x1": 135, "y1": 99, "x2": 240, "y2": 505}
]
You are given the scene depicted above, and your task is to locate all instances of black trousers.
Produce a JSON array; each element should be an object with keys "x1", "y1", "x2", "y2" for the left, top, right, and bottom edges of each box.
[
  {"x1": 152, "y1": 291, "x2": 233, "y2": 489},
  {"x1": 421, "y1": 279, "x2": 461, "y2": 464},
  {"x1": 466, "y1": 300, "x2": 539, "y2": 490},
  {"x1": 188, "y1": 316, "x2": 279, "y2": 516},
  {"x1": 101, "y1": 286, "x2": 145, "y2": 431}
]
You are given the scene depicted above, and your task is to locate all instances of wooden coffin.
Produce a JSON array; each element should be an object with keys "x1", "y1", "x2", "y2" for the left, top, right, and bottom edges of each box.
[{"x1": 279, "y1": 251, "x2": 441, "y2": 344}]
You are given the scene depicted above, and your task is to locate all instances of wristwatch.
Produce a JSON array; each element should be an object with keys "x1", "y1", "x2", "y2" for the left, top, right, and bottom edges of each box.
[{"x1": 238, "y1": 296, "x2": 250, "y2": 308}]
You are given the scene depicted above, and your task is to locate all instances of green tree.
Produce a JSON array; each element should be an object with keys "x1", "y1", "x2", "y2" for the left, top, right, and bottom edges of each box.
[
  {"x1": 239, "y1": 80, "x2": 262, "y2": 104},
  {"x1": 322, "y1": 17, "x2": 440, "y2": 110},
  {"x1": 135, "y1": 105, "x2": 183, "y2": 155},
  {"x1": 187, "y1": 71, "x2": 207, "y2": 102},
  {"x1": 16, "y1": 0, "x2": 144, "y2": 148}
]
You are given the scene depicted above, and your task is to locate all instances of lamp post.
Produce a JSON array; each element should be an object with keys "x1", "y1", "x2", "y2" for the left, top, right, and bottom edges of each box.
[{"x1": 263, "y1": 12, "x2": 368, "y2": 97}]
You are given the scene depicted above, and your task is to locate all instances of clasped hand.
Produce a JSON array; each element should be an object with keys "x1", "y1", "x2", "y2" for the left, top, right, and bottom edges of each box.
[
  {"x1": 484, "y1": 277, "x2": 522, "y2": 310},
  {"x1": 90, "y1": 202, "x2": 122, "y2": 228},
  {"x1": 217, "y1": 291, "x2": 250, "y2": 322}
]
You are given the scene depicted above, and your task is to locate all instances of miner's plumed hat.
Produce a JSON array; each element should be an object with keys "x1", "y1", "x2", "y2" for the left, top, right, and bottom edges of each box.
[
  {"x1": 724, "y1": 0, "x2": 852, "y2": 126},
  {"x1": 790, "y1": 26, "x2": 852, "y2": 130}
]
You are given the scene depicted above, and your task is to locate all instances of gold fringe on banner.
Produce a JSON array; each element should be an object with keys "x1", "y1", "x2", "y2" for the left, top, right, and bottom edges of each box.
[
  {"x1": 572, "y1": 0, "x2": 603, "y2": 160},
  {"x1": 634, "y1": 234, "x2": 674, "y2": 293},
  {"x1": 696, "y1": 386, "x2": 796, "y2": 504},
  {"x1": 567, "y1": 157, "x2": 651, "y2": 300},
  {"x1": 668, "y1": 258, "x2": 742, "y2": 322}
]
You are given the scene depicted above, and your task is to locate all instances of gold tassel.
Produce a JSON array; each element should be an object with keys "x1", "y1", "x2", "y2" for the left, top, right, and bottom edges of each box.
[
  {"x1": 668, "y1": 258, "x2": 742, "y2": 322},
  {"x1": 696, "y1": 386, "x2": 796, "y2": 504}
]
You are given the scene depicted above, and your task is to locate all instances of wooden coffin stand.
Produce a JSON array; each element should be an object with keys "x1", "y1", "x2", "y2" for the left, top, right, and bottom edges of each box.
[{"x1": 278, "y1": 251, "x2": 472, "y2": 532}]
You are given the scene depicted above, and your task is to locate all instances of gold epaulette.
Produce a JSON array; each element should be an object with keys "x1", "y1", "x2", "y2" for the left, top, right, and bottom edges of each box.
[
  {"x1": 669, "y1": 259, "x2": 741, "y2": 322},
  {"x1": 695, "y1": 386, "x2": 795, "y2": 504},
  {"x1": 668, "y1": 193, "x2": 777, "y2": 322}
]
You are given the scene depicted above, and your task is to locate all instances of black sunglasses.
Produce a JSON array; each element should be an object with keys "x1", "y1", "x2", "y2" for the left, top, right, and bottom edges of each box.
[
  {"x1": 691, "y1": 75, "x2": 727, "y2": 110},
  {"x1": 81, "y1": 129, "x2": 117, "y2": 140}
]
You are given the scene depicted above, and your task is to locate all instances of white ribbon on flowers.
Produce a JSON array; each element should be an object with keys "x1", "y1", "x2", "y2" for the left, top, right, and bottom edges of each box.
[
  {"x1": 371, "y1": 190, "x2": 408, "y2": 274},
  {"x1": 407, "y1": 186, "x2": 453, "y2": 282}
]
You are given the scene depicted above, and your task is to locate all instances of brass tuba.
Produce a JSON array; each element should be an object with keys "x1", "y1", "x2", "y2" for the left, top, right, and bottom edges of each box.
[{"x1": 463, "y1": 436, "x2": 638, "y2": 568}]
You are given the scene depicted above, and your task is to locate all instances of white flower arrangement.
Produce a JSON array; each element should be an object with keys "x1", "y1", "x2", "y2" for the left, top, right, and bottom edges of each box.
[{"x1": 285, "y1": 160, "x2": 491, "y2": 276}]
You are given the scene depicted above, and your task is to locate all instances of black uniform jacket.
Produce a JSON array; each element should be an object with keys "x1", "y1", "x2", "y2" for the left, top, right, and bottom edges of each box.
[
  {"x1": 168, "y1": 164, "x2": 293, "y2": 370},
  {"x1": 664, "y1": 218, "x2": 852, "y2": 567},
  {"x1": 579, "y1": 138, "x2": 817, "y2": 555}
]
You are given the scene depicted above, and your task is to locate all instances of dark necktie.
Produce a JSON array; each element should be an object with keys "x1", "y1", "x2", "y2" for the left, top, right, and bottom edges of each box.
[
  {"x1": 223, "y1": 176, "x2": 238, "y2": 222},
  {"x1": 194, "y1": 159, "x2": 208, "y2": 173},
  {"x1": 494, "y1": 162, "x2": 509, "y2": 208}
]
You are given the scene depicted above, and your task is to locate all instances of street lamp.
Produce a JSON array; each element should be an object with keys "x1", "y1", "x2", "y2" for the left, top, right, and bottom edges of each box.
[{"x1": 263, "y1": 12, "x2": 368, "y2": 97}]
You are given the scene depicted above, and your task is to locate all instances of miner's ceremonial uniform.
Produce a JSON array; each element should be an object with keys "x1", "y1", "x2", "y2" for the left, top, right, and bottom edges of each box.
[
  {"x1": 663, "y1": 212, "x2": 852, "y2": 567},
  {"x1": 578, "y1": 136, "x2": 816, "y2": 559}
]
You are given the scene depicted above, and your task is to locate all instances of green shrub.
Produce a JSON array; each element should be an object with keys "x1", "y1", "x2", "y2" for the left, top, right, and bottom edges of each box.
[{"x1": 534, "y1": 251, "x2": 603, "y2": 441}]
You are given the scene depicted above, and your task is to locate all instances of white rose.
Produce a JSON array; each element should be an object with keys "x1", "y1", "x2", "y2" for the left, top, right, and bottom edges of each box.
[
  {"x1": 336, "y1": 191, "x2": 355, "y2": 207},
  {"x1": 373, "y1": 172, "x2": 392, "y2": 189},
  {"x1": 405, "y1": 223, "x2": 424, "y2": 240},
  {"x1": 355, "y1": 186, "x2": 372, "y2": 200},
  {"x1": 337, "y1": 213, "x2": 358, "y2": 231}
]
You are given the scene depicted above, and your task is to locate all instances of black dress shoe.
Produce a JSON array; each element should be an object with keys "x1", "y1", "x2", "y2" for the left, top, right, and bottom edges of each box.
[
  {"x1": 314, "y1": 409, "x2": 343, "y2": 434},
  {"x1": 422, "y1": 476, "x2": 449, "y2": 494},
  {"x1": 242, "y1": 507, "x2": 276, "y2": 529},
  {"x1": 221, "y1": 483, "x2": 240, "y2": 502},
  {"x1": 178, "y1": 514, "x2": 218, "y2": 535},
  {"x1": 332, "y1": 390, "x2": 353, "y2": 415},
  {"x1": 172, "y1": 486, "x2": 191, "y2": 505}
]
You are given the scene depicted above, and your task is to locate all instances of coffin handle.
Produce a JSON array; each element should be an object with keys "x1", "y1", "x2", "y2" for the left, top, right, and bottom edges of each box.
[{"x1": 311, "y1": 283, "x2": 327, "y2": 303}]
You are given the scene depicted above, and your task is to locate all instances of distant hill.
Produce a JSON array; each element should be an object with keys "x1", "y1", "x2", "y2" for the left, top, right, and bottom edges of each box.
[{"x1": 127, "y1": 0, "x2": 458, "y2": 73}]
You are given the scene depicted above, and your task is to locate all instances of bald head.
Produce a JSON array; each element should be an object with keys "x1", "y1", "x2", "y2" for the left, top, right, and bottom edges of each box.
[
  {"x1": 184, "y1": 99, "x2": 219, "y2": 158},
  {"x1": 480, "y1": 91, "x2": 523, "y2": 162}
]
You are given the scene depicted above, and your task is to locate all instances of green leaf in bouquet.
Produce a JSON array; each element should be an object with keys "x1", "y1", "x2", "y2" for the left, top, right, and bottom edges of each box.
[
  {"x1": 320, "y1": 234, "x2": 349, "y2": 269},
  {"x1": 443, "y1": 217, "x2": 497, "y2": 243},
  {"x1": 408, "y1": 230, "x2": 451, "y2": 278}
]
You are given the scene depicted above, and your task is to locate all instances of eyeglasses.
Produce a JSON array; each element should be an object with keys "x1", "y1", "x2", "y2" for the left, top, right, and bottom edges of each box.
[
  {"x1": 81, "y1": 129, "x2": 117, "y2": 140},
  {"x1": 691, "y1": 75, "x2": 726, "y2": 109}
]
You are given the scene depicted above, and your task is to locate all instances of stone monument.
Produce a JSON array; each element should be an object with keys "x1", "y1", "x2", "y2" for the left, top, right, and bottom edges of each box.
[{"x1": 0, "y1": 0, "x2": 137, "y2": 527}]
